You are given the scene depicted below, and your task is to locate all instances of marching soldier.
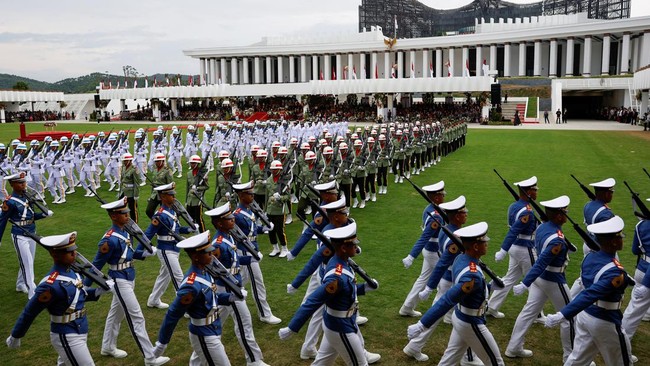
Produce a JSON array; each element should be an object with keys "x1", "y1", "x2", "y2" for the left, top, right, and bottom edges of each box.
[
  {"x1": 145, "y1": 153, "x2": 174, "y2": 219},
  {"x1": 264, "y1": 160, "x2": 291, "y2": 257},
  {"x1": 186, "y1": 154, "x2": 209, "y2": 232},
  {"x1": 350, "y1": 139, "x2": 367, "y2": 209},
  {"x1": 214, "y1": 158, "x2": 238, "y2": 208},
  {"x1": 119, "y1": 152, "x2": 141, "y2": 223}
]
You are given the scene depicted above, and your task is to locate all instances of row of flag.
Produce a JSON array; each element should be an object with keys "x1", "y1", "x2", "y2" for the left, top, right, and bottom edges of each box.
[{"x1": 100, "y1": 74, "x2": 218, "y2": 89}]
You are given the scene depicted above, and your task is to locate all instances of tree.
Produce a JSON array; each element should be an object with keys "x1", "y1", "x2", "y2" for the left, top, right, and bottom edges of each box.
[{"x1": 12, "y1": 81, "x2": 29, "y2": 90}]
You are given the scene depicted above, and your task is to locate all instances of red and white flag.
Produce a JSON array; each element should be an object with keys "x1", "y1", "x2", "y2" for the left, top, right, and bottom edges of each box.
[
  {"x1": 410, "y1": 62, "x2": 415, "y2": 78},
  {"x1": 352, "y1": 66, "x2": 357, "y2": 80},
  {"x1": 144, "y1": 78, "x2": 149, "y2": 88},
  {"x1": 465, "y1": 59, "x2": 470, "y2": 77},
  {"x1": 429, "y1": 61, "x2": 434, "y2": 78},
  {"x1": 332, "y1": 68, "x2": 336, "y2": 80},
  {"x1": 177, "y1": 77, "x2": 181, "y2": 86},
  {"x1": 133, "y1": 79, "x2": 138, "y2": 89},
  {"x1": 391, "y1": 64, "x2": 397, "y2": 78},
  {"x1": 189, "y1": 75, "x2": 194, "y2": 86},
  {"x1": 166, "y1": 77, "x2": 170, "y2": 86},
  {"x1": 375, "y1": 64, "x2": 378, "y2": 79},
  {"x1": 319, "y1": 69, "x2": 324, "y2": 80}
]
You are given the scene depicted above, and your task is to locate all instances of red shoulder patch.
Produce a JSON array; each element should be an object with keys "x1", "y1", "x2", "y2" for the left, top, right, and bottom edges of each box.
[
  {"x1": 469, "y1": 262, "x2": 477, "y2": 273},
  {"x1": 526, "y1": 204, "x2": 533, "y2": 211},
  {"x1": 216, "y1": 236, "x2": 223, "y2": 244},
  {"x1": 104, "y1": 229, "x2": 114, "y2": 238},
  {"x1": 335, "y1": 263, "x2": 343, "y2": 276},
  {"x1": 46, "y1": 271, "x2": 59, "y2": 284},
  {"x1": 38, "y1": 290, "x2": 52, "y2": 303},
  {"x1": 613, "y1": 258, "x2": 624, "y2": 269},
  {"x1": 234, "y1": 208, "x2": 241, "y2": 214},
  {"x1": 557, "y1": 230, "x2": 564, "y2": 239},
  {"x1": 187, "y1": 272, "x2": 197, "y2": 285},
  {"x1": 157, "y1": 207, "x2": 164, "y2": 213}
]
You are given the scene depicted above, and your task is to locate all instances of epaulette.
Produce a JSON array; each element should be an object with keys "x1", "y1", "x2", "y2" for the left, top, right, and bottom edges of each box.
[
  {"x1": 613, "y1": 258, "x2": 624, "y2": 270},
  {"x1": 46, "y1": 271, "x2": 59, "y2": 284},
  {"x1": 334, "y1": 263, "x2": 343, "y2": 276},
  {"x1": 469, "y1": 262, "x2": 477, "y2": 273},
  {"x1": 216, "y1": 235, "x2": 223, "y2": 244},
  {"x1": 557, "y1": 230, "x2": 564, "y2": 239},
  {"x1": 104, "y1": 229, "x2": 114, "y2": 238},
  {"x1": 234, "y1": 208, "x2": 241, "y2": 214},
  {"x1": 186, "y1": 272, "x2": 197, "y2": 285}
]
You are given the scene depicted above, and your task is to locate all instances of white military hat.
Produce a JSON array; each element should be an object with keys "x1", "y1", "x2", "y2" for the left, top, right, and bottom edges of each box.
[
  {"x1": 515, "y1": 176, "x2": 537, "y2": 189},
  {"x1": 587, "y1": 215, "x2": 625, "y2": 237},
  {"x1": 322, "y1": 196, "x2": 348, "y2": 214},
  {"x1": 154, "y1": 182, "x2": 176, "y2": 195},
  {"x1": 589, "y1": 178, "x2": 616, "y2": 191},
  {"x1": 177, "y1": 230, "x2": 214, "y2": 252},
  {"x1": 40, "y1": 232, "x2": 78, "y2": 252},
  {"x1": 122, "y1": 153, "x2": 134, "y2": 161},
  {"x1": 314, "y1": 180, "x2": 337, "y2": 195},
  {"x1": 439, "y1": 195, "x2": 466, "y2": 212},
  {"x1": 232, "y1": 181, "x2": 254, "y2": 192},
  {"x1": 540, "y1": 195, "x2": 570, "y2": 209},
  {"x1": 454, "y1": 222, "x2": 490, "y2": 242},
  {"x1": 205, "y1": 202, "x2": 234, "y2": 219},
  {"x1": 324, "y1": 221, "x2": 359, "y2": 245},
  {"x1": 101, "y1": 197, "x2": 130, "y2": 213},
  {"x1": 422, "y1": 181, "x2": 445, "y2": 193},
  {"x1": 4, "y1": 172, "x2": 26, "y2": 183}
]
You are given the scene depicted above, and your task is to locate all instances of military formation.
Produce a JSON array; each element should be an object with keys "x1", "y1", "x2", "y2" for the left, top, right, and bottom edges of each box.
[{"x1": 3, "y1": 119, "x2": 649, "y2": 366}]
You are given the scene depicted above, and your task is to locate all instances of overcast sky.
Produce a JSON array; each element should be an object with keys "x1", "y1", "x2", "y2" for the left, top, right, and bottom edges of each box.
[{"x1": 1, "y1": 0, "x2": 649, "y2": 83}]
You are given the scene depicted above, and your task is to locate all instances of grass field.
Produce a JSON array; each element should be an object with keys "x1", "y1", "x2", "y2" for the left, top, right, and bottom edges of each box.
[{"x1": 0, "y1": 122, "x2": 649, "y2": 365}]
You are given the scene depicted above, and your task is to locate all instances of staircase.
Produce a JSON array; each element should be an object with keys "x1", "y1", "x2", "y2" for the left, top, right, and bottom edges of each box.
[{"x1": 245, "y1": 112, "x2": 268, "y2": 122}]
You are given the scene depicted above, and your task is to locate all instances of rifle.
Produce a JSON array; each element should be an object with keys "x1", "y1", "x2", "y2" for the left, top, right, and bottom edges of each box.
[
  {"x1": 205, "y1": 256, "x2": 244, "y2": 299},
  {"x1": 644, "y1": 168, "x2": 650, "y2": 180},
  {"x1": 571, "y1": 174, "x2": 596, "y2": 201},
  {"x1": 88, "y1": 187, "x2": 154, "y2": 253},
  {"x1": 623, "y1": 181, "x2": 650, "y2": 219},
  {"x1": 214, "y1": 171, "x2": 272, "y2": 228},
  {"x1": 494, "y1": 169, "x2": 550, "y2": 224},
  {"x1": 8, "y1": 219, "x2": 110, "y2": 290},
  {"x1": 561, "y1": 211, "x2": 601, "y2": 252},
  {"x1": 493, "y1": 169, "x2": 519, "y2": 201},
  {"x1": 402, "y1": 176, "x2": 449, "y2": 223},
  {"x1": 293, "y1": 174, "x2": 330, "y2": 222},
  {"x1": 229, "y1": 224, "x2": 261, "y2": 261},
  {"x1": 296, "y1": 213, "x2": 378, "y2": 289}
]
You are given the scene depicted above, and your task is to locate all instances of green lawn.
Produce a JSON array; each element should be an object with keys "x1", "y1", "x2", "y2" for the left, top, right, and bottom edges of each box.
[{"x1": 0, "y1": 123, "x2": 649, "y2": 365}]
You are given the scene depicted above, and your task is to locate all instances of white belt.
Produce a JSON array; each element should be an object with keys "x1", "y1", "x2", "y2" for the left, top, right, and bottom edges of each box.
[
  {"x1": 428, "y1": 238, "x2": 439, "y2": 243},
  {"x1": 641, "y1": 255, "x2": 649, "y2": 262},
  {"x1": 517, "y1": 234, "x2": 534, "y2": 240},
  {"x1": 109, "y1": 261, "x2": 132, "y2": 270},
  {"x1": 157, "y1": 235, "x2": 175, "y2": 241},
  {"x1": 190, "y1": 312, "x2": 219, "y2": 326},
  {"x1": 51, "y1": 309, "x2": 86, "y2": 323},
  {"x1": 14, "y1": 220, "x2": 34, "y2": 226},
  {"x1": 230, "y1": 267, "x2": 240, "y2": 275},
  {"x1": 326, "y1": 305, "x2": 358, "y2": 318},
  {"x1": 457, "y1": 304, "x2": 486, "y2": 316},
  {"x1": 545, "y1": 265, "x2": 567, "y2": 273},
  {"x1": 123, "y1": 184, "x2": 134, "y2": 188},
  {"x1": 595, "y1": 300, "x2": 622, "y2": 310}
]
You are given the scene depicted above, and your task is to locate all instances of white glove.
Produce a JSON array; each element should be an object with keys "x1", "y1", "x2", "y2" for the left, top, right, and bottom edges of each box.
[
  {"x1": 365, "y1": 279, "x2": 379, "y2": 292},
  {"x1": 153, "y1": 341, "x2": 167, "y2": 357},
  {"x1": 225, "y1": 192, "x2": 231, "y2": 198},
  {"x1": 142, "y1": 246, "x2": 158, "y2": 257},
  {"x1": 343, "y1": 169, "x2": 350, "y2": 174},
  {"x1": 278, "y1": 327, "x2": 296, "y2": 340},
  {"x1": 287, "y1": 284, "x2": 298, "y2": 294},
  {"x1": 256, "y1": 252, "x2": 263, "y2": 261},
  {"x1": 544, "y1": 312, "x2": 566, "y2": 328},
  {"x1": 633, "y1": 285, "x2": 649, "y2": 300},
  {"x1": 273, "y1": 192, "x2": 281, "y2": 200},
  {"x1": 310, "y1": 181, "x2": 316, "y2": 186},
  {"x1": 5, "y1": 336, "x2": 20, "y2": 349},
  {"x1": 95, "y1": 279, "x2": 115, "y2": 296},
  {"x1": 286, "y1": 251, "x2": 295, "y2": 261},
  {"x1": 402, "y1": 254, "x2": 415, "y2": 269},
  {"x1": 513, "y1": 283, "x2": 528, "y2": 296},
  {"x1": 240, "y1": 289, "x2": 248, "y2": 300},
  {"x1": 262, "y1": 179, "x2": 267, "y2": 184},
  {"x1": 193, "y1": 223, "x2": 199, "y2": 232},
  {"x1": 418, "y1": 287, "x2": 434, "y2": 301},
  {"x1": 191, "y1": 185, "x2": 197, "y2": 191},
  {"x1": 495, "y1": 249, "x2": 507, "y2": 262},
  {"x1": 46, "y1": 210, "x2": 54, "y2": 217},
  {"x1": 262, "y1": 223, "x2": 274, "y2": 232},
  {"x1": 407, "y1": 322, "x2": 426, "y2": 340}
]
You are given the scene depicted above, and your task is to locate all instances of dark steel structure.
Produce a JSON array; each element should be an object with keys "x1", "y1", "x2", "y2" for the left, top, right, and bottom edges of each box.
[{"x1": 359, "y1": 0, "x2": 631, "y2": 38}]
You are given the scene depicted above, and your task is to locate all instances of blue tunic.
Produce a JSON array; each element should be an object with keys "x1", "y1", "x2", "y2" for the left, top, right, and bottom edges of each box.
[
  {"x1": 0, "y1": 191, "x2": 48, "y2": 237},
  {"x1": 408, "y1": 204, "x2": 443, "y2": 258},
  {"x1": 144, "y1": 205, "x2": 192, "y2": 252},
  {"x1": 500, "y1": 199, "x2": 537, "y2": 251},
  {"x1": 426, "y1": 224, "x2": 460, "y2": 289},
  {"x1": 631, "y1": 219, "x2": 650, "y2": 287},
  {"x1": 522, "y1": 221, "x2": 570, "y2": 286},
  {"x1": 84, "y1": 225, "x2": 148, "y2": 285}
]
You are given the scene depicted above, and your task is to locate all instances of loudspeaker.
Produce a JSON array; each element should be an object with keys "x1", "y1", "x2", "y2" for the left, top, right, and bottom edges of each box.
[
  {"x1": 491, "y1": 84, "x2": 501, "y2": 105},
  {"x1": 94, "y1": 94, "x2": 100, "y2": 108}
]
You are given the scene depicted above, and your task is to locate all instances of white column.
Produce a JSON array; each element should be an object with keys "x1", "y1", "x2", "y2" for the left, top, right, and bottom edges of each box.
[
  {"x1": 324, "y1": 54, "x2": 331, "y2": 80},
  {"x1": 300, "y1": 55, "x2": 307, "y2": 82},
  {"x1": 601, "y1": 34, "x2": 611, "y2": 75},
  {"x1": 254, "y1": 57, "x2": 261, "y2": 84},
  {"x1": 243, "y1": 57, "x2": 249, "y2": 84},
  {"x1": 312, "y1": 55, "x2": 319, "y2": 81},
  {"x1": 206, "y1": 59, "x2": 212, "y2": 84},
  {"x1": 641, "y1": 30, "x2": 650, "y2": 70},
  {"x1": 397, "y1": 51, "x2": 404, "y2": 78},
  {"x1": 199, "y1": 58, "x2": 206, "y2": 85},
  {"x1": 231, "y1": 58, "x2": 238, "y2": 84},
  {"x1": 371, "y1": 52, "x2": 378, "y2": 79},
  {"x1": 359, "y1": 53, "x2": 366, "y2": 79},
  {"x1": 533, "y1": 40, "x2": 541, "y2": 76},
  {"x1": 549, "y1": 39, "x2": 558, "y2": 77},
  {"x1": 289, "y1": 56, "x2": 295, "y2": 83},
  {"x1": 641, "y1": 91, "x2": 649, "y2": 114},
  {"x1": 421, "y1": 49, "x2": 429, "y2": 78},
  {"x1": 277, "y1": 56, "x2": 284, "y2": 83},
  {"x1": 518, "y1": 42, "x2": 526, "y2": 76},
  {"x1": 220, "y1": 59, "x2": 227, "y2": 84},
  {"x1": 435, "y1": 49, "x2": 442, "y2": 78},
  {"x1": 566, "y1": 37, "x2": 574, "y2": 76},
  {"x1": 504, "y1": 43, "x2": 511, "y2": 77},
  {"x1": 409, "y1": 50, "x2": 416, "y2": 77},
  {"x1": 448, "y1": 47, "x2": 455, "y2": 77},
  {"x1": 384, "y1": 52, "x2": 391, "y2": 79},
  {"x1": 631, "y1": 37, "x2": 638, "y2": 72},
  {"x1": 489, "y1": 44, "x2": 497, "y2": 72},
  {"x1": 335, "y1": 54, "x2": 342, "y2": 80},
  {"x1": 476, "y1": 46, "x2": 483, "y2": 76},
  {"x1": 170, "y1": 99, "x2": 178, "y2": 117},
  {"x1": 583, "y1": 36, "x2": 592, "y2": 76},
  {"x1": 265, "y1": 56, "x2": 272, "y2": 83},
  {"x1": 462, "y1": 47, "x2": 469, "y2": 76},
  {"x1": 621, "y1": 32, "x2": 631, "y2": 74},
  {"x1": 348, "y1": 53, "x2": 354, "y2": 80},
  {"x1": 1, "y1": 107, "x2": 6, "y2": 123}
]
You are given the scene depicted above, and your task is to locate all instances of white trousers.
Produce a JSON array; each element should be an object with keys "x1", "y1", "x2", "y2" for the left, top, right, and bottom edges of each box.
[
  {"x1": 564, "y1": 312, "x2": 632, "y2": 366},
  {"x1": 403, "y1": 249, "x2": 440, "y2": 310},
  {"x1": 241, "y1": 262, "x2": 273, "y2": 318},
  {"x1": 78, "y1": 169, "x2": 95, "y2": 190},
  {"x1": 148, "y1": 249, "x2": 184, "y2": 305},
  {"x1": 102, "y1": 278, "x2": 156, "y2": 359},
  {"x1": 622, "y1": 268, "x2": 650, "y2": 339},
  {"x1": 168, "y1": 154, "x2": 182, "y2": 174},
  {"x1": 301, "y1": 271, "x2": 323, "y2": 355},
  {"x1": 312, "y1": 326, "x2": 368, "y2": 366},
  {"x1": 188, "y1": 333, "x2": 231, "y2": 366},
  {"x1": 46, "y1": 175, "x2": 65, "y2": 199},
  {"x1": 507, "y1": 278, "x2": 574, "y2": 360},
  {"x1": 12, "y1": 234, "x2": 36, "y2": 298},
  {"x1": 104, "y1": 161, "x2": 119, "y2": 184},
  {"x1": 50, "y1": 332, "x2": 95, "y2": 366},
  {"x1": 28, "y1": 173, "x2": 44, "y2": 195},
  {"x1": 437, "y1": 313, "x2": 505, "y2": 366},
  {"x1": 488, "y1": 245, "x2": 537, "y2": 311},
  {"x1": 218, "y1": 286, "x2": 264, "y2": 364}
]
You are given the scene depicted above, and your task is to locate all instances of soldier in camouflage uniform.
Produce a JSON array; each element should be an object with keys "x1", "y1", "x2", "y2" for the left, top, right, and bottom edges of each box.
[
  {"x1": 145, "y1": 153, "x2": 174, "y2": 218},
  {"x1": 119, "y1": 152, "x2": 141, "y2": 223}
]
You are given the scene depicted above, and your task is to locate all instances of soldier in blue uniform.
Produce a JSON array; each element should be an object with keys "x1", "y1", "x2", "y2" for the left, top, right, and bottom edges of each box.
[
  {"x1": 6, "y1": 232, "x2": 110, "y2": 365},
  {"x1": 507, "y1": 195, "x2": 575, "y2": 361},
  {"x1": 144, "y1": 182, "x2": 196, "y2": 309},
  {"x1": 233, "y1": 181, "x2": 281, "y2": 325},
  {"x1": 153, "y1": 231, "x2": 236, "y2": 365},
  {"x1": 487, "y1": 176, "x2": 539, "y2": 318},
  {"x1": 400, "y1": 181, "x2": 446, "y2": 318},
  {"x1": 0, "y1": 172, "x2": 53, "y2": 298},
  {"x1": 88, "y1": 198, "x2": 169, "y2": 366},
  {"x1": 407, "y1": 222, "x2": 505, "y2": 366},
  {"x1": 206, "y1": 202, "x2": 269, "y2": 366},
  {"x1": 279, "y1": 222, "x2": 379, "y2": 366},
  {"x1": 546, "y1": 216, "x2": 634, "y2": 366}
]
